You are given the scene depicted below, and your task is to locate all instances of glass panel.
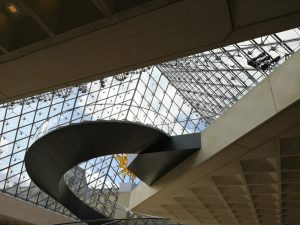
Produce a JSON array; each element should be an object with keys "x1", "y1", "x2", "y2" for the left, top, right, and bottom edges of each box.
[{"x1": 0, "y1": 27, "x2": 299, "y2": 219}]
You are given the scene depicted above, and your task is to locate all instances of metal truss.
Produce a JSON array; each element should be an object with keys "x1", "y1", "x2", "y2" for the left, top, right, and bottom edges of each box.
[{"x1": 159, "y1": 28, "x2": 300, "y2": 125}]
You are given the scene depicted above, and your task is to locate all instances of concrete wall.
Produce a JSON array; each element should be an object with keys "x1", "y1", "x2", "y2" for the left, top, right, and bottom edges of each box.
[{"x1": 114, "y1": 182, "x2": 134, "y2": 219}]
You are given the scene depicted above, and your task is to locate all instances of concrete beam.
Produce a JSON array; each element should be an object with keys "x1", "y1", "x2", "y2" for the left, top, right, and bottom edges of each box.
[
  {"x1": 0, "y1": 193, "x2": 77, "y2": 225},
  {"x1": 129, "y1": 49, "x2": 300, "y2": 213}
]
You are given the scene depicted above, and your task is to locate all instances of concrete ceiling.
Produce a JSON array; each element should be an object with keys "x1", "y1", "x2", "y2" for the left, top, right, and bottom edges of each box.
[
  {"x1": 0, "y1": 0, "x2": 300, "y2": 103},
  {"x1": 129, "y1": 50, "x2": 300, "y2": 225},
  {"x1": 137, "y1": 134, "x2": 300, "y2": 225}
]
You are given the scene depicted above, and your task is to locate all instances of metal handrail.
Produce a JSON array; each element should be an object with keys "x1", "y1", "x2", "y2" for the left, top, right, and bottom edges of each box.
[
  {"x1": 66, "y1": 186, "x2": 164, "y2": 220},
  {"x1": 29, "y1": 103, "x2": 196, "y2": 223},
  {"x1": 29, "y1": 103, "x2": 173, "y2": 222},
  {"x1": 53, "y1": 216, "x2": 170, "y2": 225}
]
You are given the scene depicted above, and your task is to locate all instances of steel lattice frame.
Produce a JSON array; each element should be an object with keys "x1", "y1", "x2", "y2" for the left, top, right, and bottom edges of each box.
[
  {"x1": 0, "y1": 67, "x2": 203, "y2": 218},
  {"x1": 159, "y1": 28, "x2": 300, "y2": 125},
  {"x1": 0, "y1": 27, "x2": 299, "y2": 219}
]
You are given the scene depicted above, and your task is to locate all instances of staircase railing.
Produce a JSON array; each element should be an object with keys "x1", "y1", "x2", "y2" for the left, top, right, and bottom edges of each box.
[{"x1": 53, "y1": 216, "x2": 170, "y2": 225}]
